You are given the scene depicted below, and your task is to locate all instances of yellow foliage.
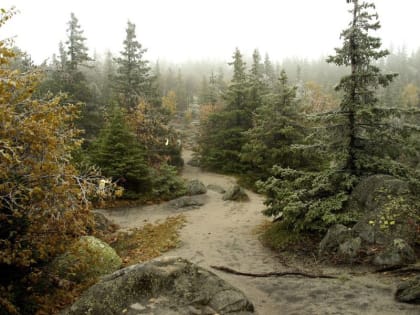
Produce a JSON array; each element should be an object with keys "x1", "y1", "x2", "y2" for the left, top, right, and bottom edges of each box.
[
  {"x1": 108, "y1": 215, "x2": 186, "y2": 266},
  {"x1": 0, "y1": 6, "x2": 105, "y2": 280},
  {"x1": 301, "y1": 81, "x2": 339, "y2": 113},
  {"x1": 199, "y1": 103, "x2": 221, "y2": 122},
  {"x1": 401, "y1": 83, "x2": 419, "y2": 108},
  {"x1": 162, "y1": 90, "x2": 177, "y2": 115}
]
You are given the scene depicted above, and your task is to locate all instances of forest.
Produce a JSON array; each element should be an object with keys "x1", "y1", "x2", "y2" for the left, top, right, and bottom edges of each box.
[{"x1": 1, "y1": 1, "x2": 420, "y2": 314}]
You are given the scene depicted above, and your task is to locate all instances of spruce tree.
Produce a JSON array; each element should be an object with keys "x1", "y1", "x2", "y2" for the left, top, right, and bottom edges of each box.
[
  {"x1": 258, "y1": 0, "x2": 417, "y2": 234},
  {"x1": 199, "y1": 48, "x2": 252, "y2": 172},
  {"x1": 114, "y1": 21, "x2": 153, "y2": 110},
  {"x1": 241, "y1": 71, "x2": 308, "y2": 181},
  {"x1": 66, "y1": 12, "x2": 91, "y2": 71},
  {"x1": 90, "y1": 106, "x2": 151, "y2": 198},
  {"x1": 326, "y1": 0, "x2": 398, "y2": 177}
]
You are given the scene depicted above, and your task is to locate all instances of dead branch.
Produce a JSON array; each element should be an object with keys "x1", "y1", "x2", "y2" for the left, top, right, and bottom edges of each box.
[{"x1": 210, "y1": 265, "x2": 338, "y2": 279}]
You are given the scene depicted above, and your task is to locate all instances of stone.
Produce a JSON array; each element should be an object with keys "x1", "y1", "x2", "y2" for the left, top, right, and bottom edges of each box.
[
  {"x1": 373, "y1": 238, "x2": 416, "y2": 267},
  {"x1": 222, "y1": 185, "x2": 249, "y2": 201},
  {"x1": 346, "y1": 175, "x2": 410, "y2": 215},
  {"x1": 61, "y1": 257, "x2": 254, "y2": 315},
  {"x1": 93, "y1": 211, "x2": 118, "y2": 234},
  {"x1": 319, "y1": 224, "x2": 352, "y2": 255},
  {"x1": 345, "y1": 175, "x2": 417, "y2": 244},
  {"x1": 395, "y1": 276, "x2": 420, "y2": 304},
  {"x1": 207, "y1": 184, "x2": 226, "y2": 194},
  {"x1": 167, "y1": 195, "x2": 207, "y2": 210},
  {"x1": 51, "y1": 236, "x2": 122, "y2": 283},
  {"x1": 338, "y1": 237, "x2": 362, "y2": 259},
  {"x1": 351, "y1": 221, "x2": 387, "y2": 245},
  {"x1": 187, "y1": 179, "x2": 207, "y2": 195}
]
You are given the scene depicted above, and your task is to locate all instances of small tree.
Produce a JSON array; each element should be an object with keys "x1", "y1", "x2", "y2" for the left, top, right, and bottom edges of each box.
[{"x1": 90, "y1": 106, "x2": 151, "y2": 198}]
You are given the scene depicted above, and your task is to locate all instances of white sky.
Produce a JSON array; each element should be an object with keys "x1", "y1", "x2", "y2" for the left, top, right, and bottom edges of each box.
[{"x1": 1, "y1": 0, "x2": 419, "y2": 64}]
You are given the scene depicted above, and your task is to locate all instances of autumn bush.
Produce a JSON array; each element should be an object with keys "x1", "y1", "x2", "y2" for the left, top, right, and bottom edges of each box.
[{"x1": 0, "y1": 9, "x2": 107, "y2": 313}]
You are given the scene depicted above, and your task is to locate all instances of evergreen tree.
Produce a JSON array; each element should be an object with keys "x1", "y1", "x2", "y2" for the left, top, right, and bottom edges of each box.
[
  {"x1": 66, "y1": 12, "x2": 91, "y2": 71},
  {"x1": 241, "y1": 71, "x2": 308, "y2": 181},
  {"x1": 114, "y1": 21, "x2": 153, "y2": 110},
  {"x1": 326, "y1": 0, "x2": 397, "y2": 176},
  {"x1": 258, "y1": 0, "x2": 418, "y2": 234},
  {"x1": 90, "y1": 106, "x2": 151, "y2": 198},
  {"x1": 198, "y1": 48, "x2": 252, "y2": 172}
]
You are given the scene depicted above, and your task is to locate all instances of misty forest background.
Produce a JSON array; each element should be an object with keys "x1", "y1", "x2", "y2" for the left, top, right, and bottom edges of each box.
[{"x1": 1, "y1": 1, "x2": 420, "y2": 314}]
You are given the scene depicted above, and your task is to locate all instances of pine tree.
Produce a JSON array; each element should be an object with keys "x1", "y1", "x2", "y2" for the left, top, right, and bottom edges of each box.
[
  {"x1": 114, "y1": 21, "x2": 153, "y2": 110},
  {"x1": 257, "y1": 0, "x2": 417, "y2": 234},
  {"x1": 242, "y1": 71, "x2": 309, "y2": 181},
  {"x1": 326, "y1": 0, "x2": 397, "y2": 177},
  {"x1": 198, "y1": 48, "x2": 252, "y2": 172},
  {"x1": 66, "y1": 12, "x2": 91, "y2": 71},
  {"x1": 90, "y1": 106, "x2": 151, "y2": 198}
]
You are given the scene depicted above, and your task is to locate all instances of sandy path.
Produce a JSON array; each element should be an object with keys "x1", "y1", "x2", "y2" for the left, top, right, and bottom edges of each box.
[{"x1": 99, "y1": 150, "x2": 420, "y2": 315}]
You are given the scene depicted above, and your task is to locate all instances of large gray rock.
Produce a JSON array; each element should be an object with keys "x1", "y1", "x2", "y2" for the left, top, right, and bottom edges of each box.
[
  {"x1": 373, "y1": 238, "x2": 416, "y2": 267},
  {"x1": 395, "y1": 276, "x2": 420, "y2": 304},
  {"x1": 222, "y1": 185, "x2": 249, "y2": 201},
  {"x1": 51, "y1": 236, "x2": 122, "y2": 283},
  {"x1": 187, "y1": 179, "x2": 207, "y2": 195},
  {"x1": 167, "y1": 195, "x2": 206, "y2": 210},
  {"x1": 338, "y1": 237, "x2": 362, "y2": 259},
  {"x1": 347, "y1": 175, "x2": 410, "y2": 214},
  {"x1": 351, "y1": 221, "x2": 387, "y2": 245},
  {"x1": 319, "y1": 224, "x2": 352, "y2": 255},
  {"x1": 346, "y1": 175, "x2": 417, "y2": 244},
  {"x1": 61, "y1": 257, "x2": 254, "y2": 315}
]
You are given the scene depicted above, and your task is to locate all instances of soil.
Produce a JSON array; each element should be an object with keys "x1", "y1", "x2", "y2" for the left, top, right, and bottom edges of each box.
[{"x1": 98, "y1": 150, "x2": 420, "y2": 315}]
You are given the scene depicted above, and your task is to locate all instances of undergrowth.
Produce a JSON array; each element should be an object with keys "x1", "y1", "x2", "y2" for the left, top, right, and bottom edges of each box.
[{"x1": 107, "y1": 215, "x2": 187, "y2": 266}]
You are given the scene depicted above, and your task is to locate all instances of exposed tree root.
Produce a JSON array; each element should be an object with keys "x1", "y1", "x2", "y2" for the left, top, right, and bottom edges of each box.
[{"x1": 210, "y1": 265, "x2": 338, "y2": 279}]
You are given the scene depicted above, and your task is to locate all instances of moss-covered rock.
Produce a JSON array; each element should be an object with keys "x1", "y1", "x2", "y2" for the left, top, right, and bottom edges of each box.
[
  {"x1": 61, "y1": 257, "x2": 254, "y2": 315},
  {"x1": 222, "y1": 185, "x2": 249, "y2": 201},
  {"x1": 51, "y1": 236, "x2": 122, "y2": 283}
]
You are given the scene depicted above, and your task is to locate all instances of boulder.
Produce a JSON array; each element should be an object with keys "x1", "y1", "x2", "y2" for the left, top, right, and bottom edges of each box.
[
  {"x1": 93, "y1": 211, "x2": 118, "y2": 234},
  {"x1": 347, "y1": 175, "x2": 410, "y2": 214},
  {"x1": 373, "y1": 238, "x2": 416, "y2": 267},
  {"x1": 351, "y1": 221, "x2": 387, "y2": 245},
  {"x1": 51, "y1": 236, "x2": 122, "y2": 283},
  {"x1": 338, "y1": 237, "x2": 362, "y2": 259},
  {"x1": 395, "y1": 276, "x2": 420, "y2": 304},
  {"x1": 346, "y1": 175, "x2": 417, "y2": 244},
  {"x1": 61, "y1": 257, "x2": 254, "y2": 315},
  {"x1": 187, "y1": 156, "x2": 201, "y2": 167},
  {"x1": 207, "y1": 184, "x2": 226, "y2": 194},
  {"x1": 187, "y1": 179, "x2": 207, "y2": 195},
  {"x1": 167, "y1": 195, "x2": 206, "y2": 210},
  {"x1": 222, "y1": 185, "x2": 249, "y2": 201},
  {"x1": 319, "y1": 224, "x2": 352, "y2": 255}
]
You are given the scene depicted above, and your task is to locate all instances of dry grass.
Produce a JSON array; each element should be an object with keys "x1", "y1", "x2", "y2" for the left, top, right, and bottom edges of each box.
[{"x1": 108, "y1": 214, "x2": 187, "y2": 266}]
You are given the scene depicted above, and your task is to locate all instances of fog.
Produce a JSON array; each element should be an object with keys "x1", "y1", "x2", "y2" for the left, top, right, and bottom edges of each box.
[{"x1": 2, "y1": 0, "x2": 420, "y2": 63}]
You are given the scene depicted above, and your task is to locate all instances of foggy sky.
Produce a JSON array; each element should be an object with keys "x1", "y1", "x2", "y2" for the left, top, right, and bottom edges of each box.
[{"x1": 1, "y1": 0, "x2": 420, "y2": 64}]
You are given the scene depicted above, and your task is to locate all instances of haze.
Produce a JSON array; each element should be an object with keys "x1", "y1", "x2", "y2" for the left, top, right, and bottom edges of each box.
[{"x1": 2, "y1": 0, "x2": 420, "y2": 63}]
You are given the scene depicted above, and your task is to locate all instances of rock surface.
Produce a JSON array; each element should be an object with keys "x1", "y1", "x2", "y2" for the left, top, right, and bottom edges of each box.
[
  {"x1": 61, "y1": 257, "x2": 254, "y2": 315},
  {"x1": 51, "y1": 236, "x2": 122, "y2": 283},
  {"x1": 187, "y1": 179, "x2": 207, "y2": 195},
  {"x1": 395, "y1": 276, "x2": 420, "y2": 304},
  {"x1": 373, "y1": 238, "x2": 416, "y2": 267},
  {"x1": 207, "y1": 184, "x2": 226, "y2": 194},
  {"x1": 319, "y1": 224, "x2": 352, "y2": 255},
  {"x1": 222, "y1": 185, "x2": 249, "y2": 201},
  {"x1": 167, "y1": 195, "x2": 207, "y2": 210}
]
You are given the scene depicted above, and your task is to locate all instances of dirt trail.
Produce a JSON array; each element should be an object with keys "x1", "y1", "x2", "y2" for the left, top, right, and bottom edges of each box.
[{"x1": 100, "y1": 150, "x2": 420, "y2": 315}]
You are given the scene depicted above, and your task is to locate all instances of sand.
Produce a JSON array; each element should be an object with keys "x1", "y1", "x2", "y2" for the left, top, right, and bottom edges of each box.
[{"x1": 99, "y1": 150, "x2": 420, "y2": 315}]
